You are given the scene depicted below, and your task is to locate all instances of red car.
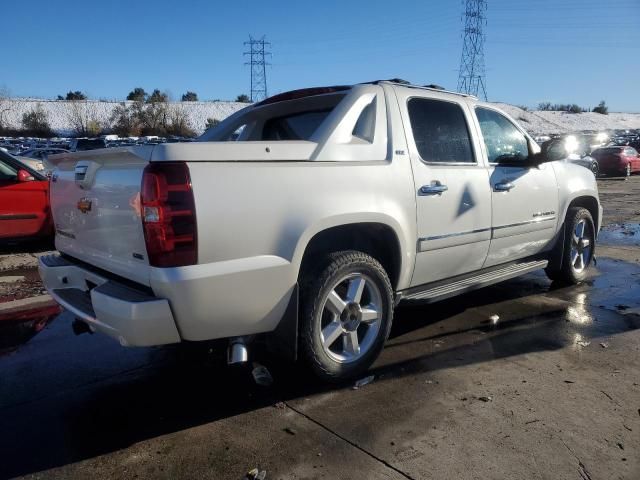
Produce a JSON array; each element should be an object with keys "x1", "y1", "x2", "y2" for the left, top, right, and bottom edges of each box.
[
  {"x1": 0, "y1": 151, "x2": 53, "y2": 240},
  {"x1": 591, "y1": 146, "x2": 640, "y2": 177}
]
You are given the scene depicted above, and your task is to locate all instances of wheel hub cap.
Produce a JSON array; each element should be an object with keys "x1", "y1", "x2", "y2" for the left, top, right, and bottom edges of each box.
[
  {"x1": 341, "y1": 302, "x2": 362, "y2": 331},
  {"x1": 319, "y1": 273, "x2": 382, "y2": 363},
  {"x1": 570, "y1": 219, "x2": 592, "y2": 273}
]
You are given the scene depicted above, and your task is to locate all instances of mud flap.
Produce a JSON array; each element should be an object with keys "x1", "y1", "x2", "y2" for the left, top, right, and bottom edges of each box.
[
  {"x1": 265, "y1": 284, "x2": 299, "y2": 362},
  {"x1": 547, "y1": 223, "x2": 565, "y2": 271}
]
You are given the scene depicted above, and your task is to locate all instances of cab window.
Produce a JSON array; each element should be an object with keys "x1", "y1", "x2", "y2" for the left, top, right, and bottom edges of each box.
[
  {"x1": 475, "y1": 107, "x2": 529, "y2": 164},
  {"x1": 407, "y1": 98, "x2": 475, "y2": 164}
]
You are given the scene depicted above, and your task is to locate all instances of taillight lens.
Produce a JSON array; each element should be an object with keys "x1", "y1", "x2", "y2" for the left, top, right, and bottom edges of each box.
[{"x1": 141, "y1": 162, "x2": 197, "y2": 267}]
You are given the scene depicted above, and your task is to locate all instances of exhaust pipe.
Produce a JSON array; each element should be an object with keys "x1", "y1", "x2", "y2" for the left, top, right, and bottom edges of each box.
[
  {"x1": 227, "y1": 337, "x2": 249, "y2": 365},
  {"x1": 72, "y1": 318, "x2": 93, "y2": 336}
]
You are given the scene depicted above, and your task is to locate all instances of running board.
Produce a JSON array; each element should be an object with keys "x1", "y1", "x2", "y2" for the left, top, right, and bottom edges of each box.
[{"x1": 399, "y1": 259, "x2": 548, "y2": 304}]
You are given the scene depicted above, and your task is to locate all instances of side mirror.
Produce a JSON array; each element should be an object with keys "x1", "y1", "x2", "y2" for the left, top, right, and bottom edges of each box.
[
  {"x1": 538, "y1": 138, "x2": 568, "y2": 164},
  {"x1": 526, "y1": 137, "x2": 546, "y2": 166},
  {"x1": 17, "y1": 169, "x2": 35, "y2": 182}
]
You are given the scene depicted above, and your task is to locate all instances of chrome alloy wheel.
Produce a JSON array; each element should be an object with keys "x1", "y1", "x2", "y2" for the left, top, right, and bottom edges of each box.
[
  {"x1": 570, "y1": 219, "x2": 593, "y2": 273},
  {"x1": 318, "y1": 273, "x2": 382, "y2": 363}
]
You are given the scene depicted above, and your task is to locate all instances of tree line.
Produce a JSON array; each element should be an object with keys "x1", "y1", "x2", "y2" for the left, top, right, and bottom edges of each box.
[
  {"x1": 0, "y1": 87, "x2": 252, "y2": 138},
  {"x1": 536, "y1": 100, "x2": 608, "y2": 115}
]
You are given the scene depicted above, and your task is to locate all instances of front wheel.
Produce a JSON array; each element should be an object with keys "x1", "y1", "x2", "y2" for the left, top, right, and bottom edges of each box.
[
  {"x1": 545, "y1": 207, "x2": 595, "y2": 284},
  {"x1": 300, "y1": 251, "x2": 394, "y2": 382}
]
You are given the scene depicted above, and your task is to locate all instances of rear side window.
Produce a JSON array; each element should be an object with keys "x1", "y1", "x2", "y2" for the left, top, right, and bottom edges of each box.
[
  {"x1": 625, "y1": 148, "x2": 638, "y2": 156},
  {"x1": 407, "y1": 98, "x2": 475, "y2": 163},
  {"x1": 262, "y1": 109, "x2": 332, "y2": 141}
]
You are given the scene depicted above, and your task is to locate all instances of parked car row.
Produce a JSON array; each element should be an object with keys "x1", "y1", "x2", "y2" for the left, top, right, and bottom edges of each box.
[
  {"x1": 0, "y1": 135, "x2": 196, "y2": 158},
  {"x1": 538, "y1": 133, "x2": 640, "y2": 177}
]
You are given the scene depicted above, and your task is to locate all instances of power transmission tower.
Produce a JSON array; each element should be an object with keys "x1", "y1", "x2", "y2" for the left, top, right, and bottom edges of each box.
[
  {"x1": 457, "y1": 0, "x2": 488, "y2": 100},
  {"x1": 244, "y1": 36, "x2": 271, "y2": 102}
]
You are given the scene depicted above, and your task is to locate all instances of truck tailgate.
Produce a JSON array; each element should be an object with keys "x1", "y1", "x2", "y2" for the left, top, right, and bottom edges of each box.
[{"x1": 49, "y1": 147, "x2": 154, "y2": 286}]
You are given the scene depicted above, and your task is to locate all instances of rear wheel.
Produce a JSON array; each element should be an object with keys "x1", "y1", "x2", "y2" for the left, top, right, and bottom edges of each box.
[
  {"x1": 300, "y1": 251, "x2": 393, "y2": 382},
  {"x1": 545, "y1": 207, "x2": 595, "y2": 284}
]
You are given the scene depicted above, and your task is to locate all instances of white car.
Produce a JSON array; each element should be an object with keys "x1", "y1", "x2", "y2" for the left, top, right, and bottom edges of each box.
[{"x1": 40, "y1": 81, "x2": 602, "y2": 381}]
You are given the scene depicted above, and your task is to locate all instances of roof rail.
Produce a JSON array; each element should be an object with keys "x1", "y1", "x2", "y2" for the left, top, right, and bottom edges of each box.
[{"x1": 368, "y1": 79, "x2": 477, "y2": 99}]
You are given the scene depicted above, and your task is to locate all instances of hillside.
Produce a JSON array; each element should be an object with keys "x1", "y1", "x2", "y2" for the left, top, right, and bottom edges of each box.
[
  {"x1": 495, "y1": 103, "x2": 640, "y2": 135},
  {"x1": 2, "y1": 98, "x2": 639, "y2": 137},
  {"x1": 0, "y1": 99, "x2": 248, "y2": 136}
]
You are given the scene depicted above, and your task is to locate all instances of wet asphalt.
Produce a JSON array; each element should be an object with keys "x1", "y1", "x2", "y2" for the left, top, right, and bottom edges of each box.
[{"x1": 1, "y1": 178, "x2": 640, "y2": 479}]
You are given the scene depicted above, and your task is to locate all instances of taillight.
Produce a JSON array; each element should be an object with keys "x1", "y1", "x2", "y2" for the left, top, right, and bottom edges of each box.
[{"x1": 141, "y1": 162, "x2": 197, "y2": 267}]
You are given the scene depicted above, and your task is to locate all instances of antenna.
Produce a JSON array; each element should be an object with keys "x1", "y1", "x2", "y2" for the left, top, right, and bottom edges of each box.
[
  {"x1": 244, "y1": 36, "x2": 271, "y2": 102},
  {"x1": 457, "y1": 0, "x2": 488, "y2": 100}
]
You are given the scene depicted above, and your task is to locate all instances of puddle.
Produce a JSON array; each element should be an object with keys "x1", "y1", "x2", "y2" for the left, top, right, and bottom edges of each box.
[
  {"x1": 0, "y1": 304, "x2": 61, "y2": 356},
  {"x1": 598, "y1": 222, "x2": 640, "y2": 246}
]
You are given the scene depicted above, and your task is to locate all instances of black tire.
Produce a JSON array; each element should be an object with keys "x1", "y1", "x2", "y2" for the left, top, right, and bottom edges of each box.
[
  {"x1": 590, "y1": 161, "x2": 599, "y2": 177},
  {"x1": 299, "y1": 250, "x2": 393, "y2": 382},
  {"x1": 545, "y1": 207, "x2": 595, "y2": 284}
]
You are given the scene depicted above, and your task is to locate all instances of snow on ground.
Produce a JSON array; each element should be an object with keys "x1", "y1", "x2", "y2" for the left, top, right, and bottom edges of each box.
[
  {"x1": 1, "y1": 99, "x2": 248, "y2": 136},
  {"x1": 494, "y1": 103, "x2": 640, "y2": 135},
  {"x1": 2, "y1": 98, "x2": 639, "y2": 137}
]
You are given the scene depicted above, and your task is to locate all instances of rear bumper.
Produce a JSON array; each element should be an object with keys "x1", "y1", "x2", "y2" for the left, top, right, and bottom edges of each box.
[{"x1": 38, "y1": 254, "x2": 181, "y2": 346}]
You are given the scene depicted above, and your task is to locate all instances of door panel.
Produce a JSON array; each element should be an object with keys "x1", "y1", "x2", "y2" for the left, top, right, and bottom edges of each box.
[
  {"x1": 472, "y1": 107, "x2": 559, "y2": 267},
  {"x1": 485, "y1": 164, "x2": 558, "y2": 265},
  {"x1": 413, "y1": 165, "x2": 492, "y2": 284},
  {"x1": 394, "y1": 90, "x2": 492, "y2": 287},
  {"x1": 0, "y1": 160, "x2": 49, "y2": 239}
]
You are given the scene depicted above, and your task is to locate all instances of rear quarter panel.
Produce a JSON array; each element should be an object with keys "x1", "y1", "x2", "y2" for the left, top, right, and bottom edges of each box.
[{"x1": 164, "y1": 158, "x2": 417, "y2": 340}]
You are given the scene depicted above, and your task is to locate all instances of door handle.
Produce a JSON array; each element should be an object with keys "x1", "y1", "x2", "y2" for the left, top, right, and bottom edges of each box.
[
  {"x1": 419, "y1": 183, "x2": 448, "y2": 196},
  {"x1": 494, "y1": 181, "x2": 515, "y2": 192}
]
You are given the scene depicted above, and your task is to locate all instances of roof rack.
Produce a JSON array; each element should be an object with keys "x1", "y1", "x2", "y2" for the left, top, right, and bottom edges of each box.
[{"x1": 366, "y1": 79, "x2": 477, "y2": 99}]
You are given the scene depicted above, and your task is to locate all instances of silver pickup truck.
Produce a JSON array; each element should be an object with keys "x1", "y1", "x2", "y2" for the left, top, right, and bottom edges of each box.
[{"x1": 40, "y1": 81, "x2": 602, "y2": 381}]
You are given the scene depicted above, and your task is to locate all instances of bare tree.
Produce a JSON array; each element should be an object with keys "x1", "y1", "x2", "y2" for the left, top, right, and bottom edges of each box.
[
  {"x1": 0, "y1": 86, "x2": 14, "y2": 132},
  {"x1": 21, "y1": 103, "x2": 53, "y2": 137},
  {"x1": 165, "y1": 103, "x2": 195, "y2": 137},
  {"x1": 110, "y1": 102, "x2": 142, "y2": 137},
  {"x1": 67, "y1": 100, "x2": 103, "y2": 137}
]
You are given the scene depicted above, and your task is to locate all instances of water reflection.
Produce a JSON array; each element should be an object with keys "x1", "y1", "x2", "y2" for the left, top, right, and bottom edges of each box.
[
  {"x1": 565, "y1": 293, "x2": 593, "y2": 325},
  {"x1": 0, "y1": 304, "x2": 61, "y2": 356},
  {"x1": 598, "y1": 222, "x2": 640, "y2": 246}
]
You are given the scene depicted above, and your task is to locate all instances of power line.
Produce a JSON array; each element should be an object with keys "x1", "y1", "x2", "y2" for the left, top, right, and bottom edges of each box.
[
  {"x1": 244, "y1": 35, "x2": 271, "y2": 102},
  {"x1": 457, "y1": 0, "x2": 488, "y2": 100}
]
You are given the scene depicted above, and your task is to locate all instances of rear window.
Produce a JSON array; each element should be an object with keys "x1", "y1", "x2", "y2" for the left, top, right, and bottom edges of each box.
[
  {"x1": 203, "y1": 93, "x2": 345, "y2": 142},
  {"x1": 262, "y1": 110, "x2": 332, "y2": 141}
]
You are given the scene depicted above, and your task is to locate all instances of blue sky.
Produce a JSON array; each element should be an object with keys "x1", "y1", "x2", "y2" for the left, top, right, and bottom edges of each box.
[{"x1": 2, "y1": 0, "x2": 639, "y2": 111}]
